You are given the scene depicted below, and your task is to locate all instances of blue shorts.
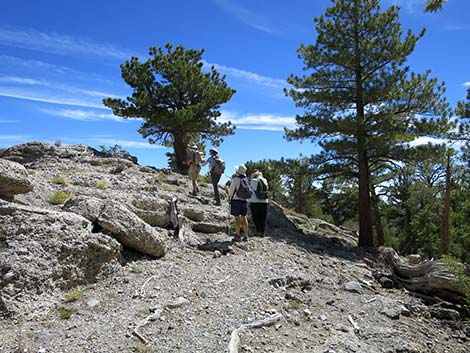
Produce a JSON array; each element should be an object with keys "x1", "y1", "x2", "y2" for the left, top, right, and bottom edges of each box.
[{"x1": 230, "y1": 200, "x2": 248, "y2": 216}]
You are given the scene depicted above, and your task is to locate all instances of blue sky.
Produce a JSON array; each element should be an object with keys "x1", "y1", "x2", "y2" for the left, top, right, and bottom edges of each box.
[{"x1": 0, "y1": 0, "x2": 469, "y2": 175}]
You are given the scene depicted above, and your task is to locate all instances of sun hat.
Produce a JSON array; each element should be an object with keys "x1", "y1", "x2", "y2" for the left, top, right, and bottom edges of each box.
[
  {"x1": 209, "y1": 148, "x2": 218, "y2": 154},
  {"x1": 236, "y1": 164, "x2": 247, "y2": 175}
]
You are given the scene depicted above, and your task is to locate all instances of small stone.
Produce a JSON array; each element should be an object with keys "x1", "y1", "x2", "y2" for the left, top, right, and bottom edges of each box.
[
  {"x1": 213, "y1": 250, "x2": 222, "y2": 258},
  {"x1": 326, "y1": 299, "x2": 335, "y2": 305},
  {"x1": 319, "y1": 315, "x2": 328, "y2": 321},
  {"x1": 407, "y1": 254, "x2": 421, "y2": 264},
  {"x1": 378, "y1": 276, "x2": 394, "y2": 289},
  {"x1": 86, "y1": 299, "x2": 100, "y2": 308},
  {"x1": 344, "y1": 281, "x2": 364, "y2": 294},
  {"x1": 37, "y1": 349, "x2": 46, "y2": 353},
  {"x1": 400, "y1": 305, "x2": 411, "y2": 317},
  {"x1": 304, "y1": 309, "x2": 312, "y2": 316},
  {"x1": 464, "y1": 326, "x2": 470, "y2": 337}
]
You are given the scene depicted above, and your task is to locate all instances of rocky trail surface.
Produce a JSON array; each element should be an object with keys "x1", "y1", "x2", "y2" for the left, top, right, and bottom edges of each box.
[{"x1": 0, "y1": 142, "x2": 468, "y2": 353}]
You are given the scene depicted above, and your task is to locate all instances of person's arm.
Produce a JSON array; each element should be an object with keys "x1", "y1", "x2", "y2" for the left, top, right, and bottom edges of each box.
[{"x1": 228, "y1": 177, "x2": 238, "y2": 199}]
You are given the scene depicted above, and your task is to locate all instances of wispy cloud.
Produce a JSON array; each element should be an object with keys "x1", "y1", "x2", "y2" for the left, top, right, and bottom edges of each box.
[
  {"x1": 210, "y1": 0, "x2": 278, "y2": 34},
  {"x1": 0, "y1": 87, "x2": 106, "y2": 109},
  {"x1": 0, "y1": 75, "x2": 122, "y2": 109},
  {"x1": 387, "y1": 0, "x2": 423, "y2": 14},
  {"x1": 38, "y1": 108, "x2": 125, "y2": 122},
  {"x1": 0, "y1": 119, "x2": 18, "y2": 123},
  {"x1": 59, "y1": 136, "x2": 165, "y2": 150},
  {"x1": 463, "y1": 82, "x2": 470, "y2": 87},
  {"x1": 0, "y1": 134, "x2": 32, "y2": 146},
  {"x1": 203, "y1": 60, "x2": 285, "y2": 90},
  {"x1": 0, "y1": 28, "x2": 131, "y2": 59},
  {"x1": 219, "y1": 111, "x2": 295, "y2": 131},
  {"x1": 0, "y1": 76, "x2": 119, "y2": 98}
]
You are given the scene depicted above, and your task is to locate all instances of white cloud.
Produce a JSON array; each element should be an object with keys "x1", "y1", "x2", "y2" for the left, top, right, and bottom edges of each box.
[
  {"x1": 0, "y1": 134, "x2": 31, "y2": 146},
  {"x1": 219, "y1": 111, "x2": 295, "y2": 131},
  {"x1": 0, "y1": 87, "x2": 106, "y2": 109},
  {"x1": 0, "y1": 76, "x2": 119, "y2": 99},
  {"x1": 39, "y1": 108, "x2": 125, "y2": 122},
  {"x1": 203, "y1": 60, "x2": 285, "y2": 90},
  {"x1": 387, "y1": 0, "x2": 423, "y2": 14},
  {"x1": 72, "y1": 137, "x2": 164, "y2": 150},
  {"x1": 0, "y1": 28, "x2": 131, "y2": 59},
  {"x1": 0, "y1": 119, "x2": 18, "y2": 123},
  {"x1": 463, "y1": 82, "x2": 470, "y2": 87},
  {"x1": 210, "y1": 0, "x2": 278, "y2": 34}
]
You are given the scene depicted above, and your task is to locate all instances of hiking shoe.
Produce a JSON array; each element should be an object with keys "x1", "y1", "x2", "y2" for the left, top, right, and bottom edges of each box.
[
  {"x1": 241, "y1": 235, "x2": 248, "y2": 241},
  {"x1": 233, "y1": 235, "x2": 242, "y2": 242}
]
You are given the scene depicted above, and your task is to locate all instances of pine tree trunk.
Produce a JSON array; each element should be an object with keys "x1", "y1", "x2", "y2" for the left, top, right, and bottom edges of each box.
[
  {"x1": 371, "y1": 186, "x2": 385, "y2": 247},
  {"x1": 358, "y1": 150, "x2": 374, "y2": 247},
  {"x1": 173, "y1": 132, "x2": 188, "y2": 173},
  {"x1": 439, "y1": 153, "x2": 451, "y2": 256}
]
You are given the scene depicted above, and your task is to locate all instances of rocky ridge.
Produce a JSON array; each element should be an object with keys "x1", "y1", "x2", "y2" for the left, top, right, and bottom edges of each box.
[{"x1": 0, "y1": 142, "x2": 469, "y2": 353}]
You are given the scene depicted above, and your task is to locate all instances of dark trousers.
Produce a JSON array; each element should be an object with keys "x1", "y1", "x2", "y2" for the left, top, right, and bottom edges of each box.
[
  {"x1": 211, "y1": 172, "x2": 222, "y2": 203},
  {"x1": 250, "y1": 202, "x2": 268, "y2": 235}
]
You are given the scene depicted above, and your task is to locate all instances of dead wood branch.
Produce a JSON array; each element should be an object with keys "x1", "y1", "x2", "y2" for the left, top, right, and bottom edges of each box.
[
  {"x1": 131, "y1": 297, "x2": 189, "y2": 345},
  {"x1": 383, "y1": 248, "x2": 466, "y2": 304},
  {"x1": 228, "y1": 313, "x2": 283, "y2": 353}
]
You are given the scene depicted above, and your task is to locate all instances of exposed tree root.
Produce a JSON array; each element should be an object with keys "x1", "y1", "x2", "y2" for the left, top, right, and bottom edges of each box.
[
  {"x1": 131, "y1": 297, "x2": 188, "y2": 345},
  {"x1": 228, "y1": 313, "x2": 283, "y2": 353}
]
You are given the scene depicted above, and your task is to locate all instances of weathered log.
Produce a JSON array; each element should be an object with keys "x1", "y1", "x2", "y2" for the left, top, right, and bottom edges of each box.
[{"x1": 383, "y1": 248, "x2": 466, "y2": 304}]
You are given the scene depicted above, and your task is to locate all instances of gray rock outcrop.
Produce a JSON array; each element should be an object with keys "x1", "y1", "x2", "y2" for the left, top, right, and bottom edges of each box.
[
  {"x1": 63, "y1": 196, "x2": 167, "y2": 257},
  {"x1": 0, "y1": 199, "x2": 121, "y2": 296},
  {"x1": 0, "y1": 159, "x2": 33, "y2": 200}
]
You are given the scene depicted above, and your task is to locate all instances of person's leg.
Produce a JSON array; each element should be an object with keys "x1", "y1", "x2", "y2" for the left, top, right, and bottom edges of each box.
[
  {"x1": 211, "y1": 172, "x2": 221, "y2": 205},
  {"x1": 259, "y1": 203, "x2": 268, "y2": 236},
  {"x1": 241, "y1": 216, "x2": 249, "y2": 240},
  {"x1": 250, "y1": 203, "x2": 260, "y2": 234},
  {"x1": 235, "y1": 216, "x2": 241, "y2": 236}
]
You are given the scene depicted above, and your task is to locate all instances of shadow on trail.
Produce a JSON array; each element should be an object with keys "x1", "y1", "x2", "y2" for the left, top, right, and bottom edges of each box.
[{"x1": 265, "y1": 203, "x2": 379, "y2": 264}]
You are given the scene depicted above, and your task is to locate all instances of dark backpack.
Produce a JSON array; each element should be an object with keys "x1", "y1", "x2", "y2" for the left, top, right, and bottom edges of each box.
[
  {"x1": 212, "y1": 156, "x2": 225, "y2": 175},
  {"x1": 235, "y1": 176, "x2": 253, "y2": 200},
  {"x1": 255, "y1": 178, "x2": 268, "y2": 199}
]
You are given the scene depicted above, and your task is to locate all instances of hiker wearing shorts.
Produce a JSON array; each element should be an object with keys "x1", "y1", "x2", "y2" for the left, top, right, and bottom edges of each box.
[{"x1": 228, "y1": 164, "x2": 252, "y2": 241}]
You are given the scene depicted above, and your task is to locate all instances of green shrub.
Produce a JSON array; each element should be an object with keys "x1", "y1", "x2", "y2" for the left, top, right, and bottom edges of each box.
[
  {"x1": 131, "y1": 265, "x2": 143, "y2": 274},
  {"x1": 49, "y1": 192, "x2": 75, "y2": 205},
  {"x1": 49, "y1": 176, "x2": 69, "y2": 185},
  {"x1": 57, "y1": 306, "x2": 75, "y2": 319},
  {"x1": 442, "y1": 255, "x2": 470, "y2": 304},
  {"x1": 96, "y1": 180, "x2": 107, "y2": 189},
  {"x1": 63, "y1": 290, "x2": 83, "y2": 303}
]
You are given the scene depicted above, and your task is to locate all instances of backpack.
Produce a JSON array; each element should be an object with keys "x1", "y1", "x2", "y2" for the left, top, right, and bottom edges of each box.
[
  {"x1": 255, "y1": 178, "x2": 268, "y2": 199},
  {"x1": 236, "y1": 176, "x2": 253, "y2": 200},
  {"x1": 212, "y1": 156, "x2": 225, "y2": 175}
]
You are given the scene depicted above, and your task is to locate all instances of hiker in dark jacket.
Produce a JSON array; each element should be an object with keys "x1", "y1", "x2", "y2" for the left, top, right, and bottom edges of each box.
[
  {"x1": 249, "y1": 170, "x2": 269, "y2": 236},
  {"x1": 228, "y1": 164, "x2": 251, "y2": 241},
  {"x1": 201, "y1": 148, "x2": 223, "y2": 206}
]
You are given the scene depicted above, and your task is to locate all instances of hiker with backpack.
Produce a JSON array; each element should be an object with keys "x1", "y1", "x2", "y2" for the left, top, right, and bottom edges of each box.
[
  {"x1": 227, "y1": 164, "x2": 253, "y2": 241},
  {"x1": 249, "y1": 170, "x2": 269, "y2": 237},
  {"x1": 201, "y1": 148, "x2": 225, "y2": 206},
  {"x1": 185, "y1": 144, "x2": 205, "y2": 196}
]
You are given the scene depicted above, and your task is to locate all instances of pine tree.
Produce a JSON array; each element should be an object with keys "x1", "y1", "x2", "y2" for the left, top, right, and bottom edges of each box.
[
  {"x1": 425, "y1": 0, "x2": 447, "y2": 12},
  {"x1": 103, "y1": 44, "x2": 236, "y2": 172},
  {"x1": 285, "y1": 0, "x2": 450, "y2": 246}
]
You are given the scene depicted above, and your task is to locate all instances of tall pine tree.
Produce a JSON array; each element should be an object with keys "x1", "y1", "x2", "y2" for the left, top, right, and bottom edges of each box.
[
  {"x1": 285, "y1": 0, "x2": 450, "y2": 246},
  {"x1": 103, "y1": 44, "x2": 236, "y2": 172}
]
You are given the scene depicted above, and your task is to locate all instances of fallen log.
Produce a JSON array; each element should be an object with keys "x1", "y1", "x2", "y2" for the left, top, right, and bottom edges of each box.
[{"x1": 383, "y1": 248, "x2": 467, "y2": 304}]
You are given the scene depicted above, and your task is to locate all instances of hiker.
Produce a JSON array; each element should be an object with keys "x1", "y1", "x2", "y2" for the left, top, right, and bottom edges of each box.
[
  {"x1": 186, "y1": 144, "x2": 204, "y2": 196},
  {"x1": 228, "y1": 164, "x2": 252, "y2": 241},
  {"x1": 201, "y1": 148, "x2": 225, "y2": 206},
  {"x1": 249, "y1": 170, "x2": 269, "y2": 236}
]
